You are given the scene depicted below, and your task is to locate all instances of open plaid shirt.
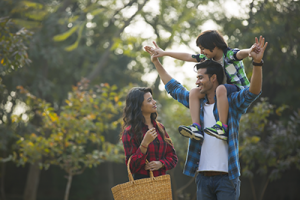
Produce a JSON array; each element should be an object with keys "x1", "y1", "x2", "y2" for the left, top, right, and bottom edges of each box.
[
  {"x1": 192, "y1": 47, "x2": 250, "y2": 90},
  {"x1": 122, "y1": 120, "x2": 178, "y2": 177},
  {"x1": 165, "y1": 79, "x2": 260, "y2": 180}
]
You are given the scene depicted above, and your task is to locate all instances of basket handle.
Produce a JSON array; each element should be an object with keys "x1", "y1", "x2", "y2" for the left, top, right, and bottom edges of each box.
[{"x1": 127, "y1": 155, "x2": 154, "y2": 181}]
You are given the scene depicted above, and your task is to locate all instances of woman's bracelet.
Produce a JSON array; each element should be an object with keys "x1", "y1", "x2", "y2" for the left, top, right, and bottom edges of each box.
[{"x1": 140, "y1": 144, "x2": 148, "y2": 149}]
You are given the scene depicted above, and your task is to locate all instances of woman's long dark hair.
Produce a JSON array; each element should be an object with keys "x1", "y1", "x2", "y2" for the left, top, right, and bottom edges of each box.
[{"x1": 121, "y1": 87, "x2": 172, "y2": 148}]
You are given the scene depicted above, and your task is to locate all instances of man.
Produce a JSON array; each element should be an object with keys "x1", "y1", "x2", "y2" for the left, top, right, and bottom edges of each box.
[{"x1": 144, "y1": 36, "x2": 268, "y2": 200}]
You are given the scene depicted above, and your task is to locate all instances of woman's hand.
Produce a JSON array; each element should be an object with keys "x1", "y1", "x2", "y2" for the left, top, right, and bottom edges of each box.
[
  {"x1": 141, "y1": 128, "x2": 157, "y2": 147},
  {"x1": 145, "y1": 161, "x2": 164, "y2": 171}
]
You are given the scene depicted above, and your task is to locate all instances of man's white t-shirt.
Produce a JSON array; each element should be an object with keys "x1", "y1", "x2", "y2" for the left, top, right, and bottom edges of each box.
[{"x1": 198, "y1": 103, "x2": 229, "y2": 172}]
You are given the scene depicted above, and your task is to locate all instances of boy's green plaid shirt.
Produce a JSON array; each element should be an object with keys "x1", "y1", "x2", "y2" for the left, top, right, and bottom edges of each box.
[{"x1": 192, "y1": 47, "x2": 250, "y2": 90}]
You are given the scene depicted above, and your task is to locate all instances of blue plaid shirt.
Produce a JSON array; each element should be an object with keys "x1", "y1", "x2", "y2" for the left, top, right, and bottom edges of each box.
[{"x1": 165, "y1": 79, "x2": 260, "y2": 180}]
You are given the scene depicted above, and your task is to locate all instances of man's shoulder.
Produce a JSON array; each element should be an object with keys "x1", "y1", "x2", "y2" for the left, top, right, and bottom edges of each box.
[{"x1": 228, "y1": 87, "x2": 261, "y2": 102}]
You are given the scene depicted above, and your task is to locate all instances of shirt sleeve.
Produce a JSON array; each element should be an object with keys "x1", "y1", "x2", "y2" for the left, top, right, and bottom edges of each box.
[
  {"x1": 159, "y1": 128, "x2": 178, "y2": 170},
  {"x1": 192, "y1": 54, "x2": 206, "y2": 62},
  {"x1": 165, "y1": 79, "x2": 190, "y2": 108},
  {"x1": 230, "y1": 87, "x2": 261, "y2": 113},
  {"x1": 227, "y1": 48, "x2": 242, "y2": 61},
  {"x1": 122, "y1": 130, "x2": 147, "y2": 174}
]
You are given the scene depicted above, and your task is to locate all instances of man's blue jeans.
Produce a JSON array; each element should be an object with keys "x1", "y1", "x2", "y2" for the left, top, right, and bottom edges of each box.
[{"x1": 195, "y1": 173, "x2": 240, "y2": 200}]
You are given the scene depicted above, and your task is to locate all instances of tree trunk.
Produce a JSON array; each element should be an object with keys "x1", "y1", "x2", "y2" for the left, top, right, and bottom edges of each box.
[
  {"x1": 23, "y1": 163, "x2": 41, "y2": 200},
  {"x1": 259, "y1": 178, "x2": 269, "y2": 200},
  {"x1": 107, "y1": 162, "x2": 114, "y2": 200},
  {"x1": 86, "y1": 0, "x2": 149, "y2": 81},
  {"x1": 64, "y1": 172, "x2": 73, "y2": 200},
  {"x1": 249, "y1": 178, "x2": 257, "y2": 200},
  {"x1": 1, "y1": 154, "x2": 7, "y2": 200},
  {"x1": 169, "y1": 170, "x2": 178, "y2": 200}
]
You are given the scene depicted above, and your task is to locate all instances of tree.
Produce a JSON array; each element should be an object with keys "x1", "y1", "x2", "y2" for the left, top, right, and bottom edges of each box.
[
  {"x1": 0, "y1": 16, "x2": 32, "y2": 200},
  {"x1": 14, "y1": 80, "x2": 125, "y2": 200},
  {"x1": 239, "y1": 99, "x2": 300, "y2": 200},
  {"x1": 51, "y1": 0, "x2": 215, "y2": 88}
]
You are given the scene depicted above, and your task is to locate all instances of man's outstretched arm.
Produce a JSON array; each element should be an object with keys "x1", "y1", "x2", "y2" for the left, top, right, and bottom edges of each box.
[
  {"x1": 144, "y1": 45, "x2": 190, "y2": 108},
  {"x1": 144, "y1": 45, "x2": 172, "y2": 85},
  {"x1": 249, "y1": 36, "x2": 268, "y2": 95}
]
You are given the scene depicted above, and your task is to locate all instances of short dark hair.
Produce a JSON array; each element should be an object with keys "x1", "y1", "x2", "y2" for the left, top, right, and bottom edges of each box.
[
  {"x1": 194, "y1": 60, "x2": 224, "y2": 85},
  {"x1": 196, "y1": 30, "x2": 228, "y2": 52}
]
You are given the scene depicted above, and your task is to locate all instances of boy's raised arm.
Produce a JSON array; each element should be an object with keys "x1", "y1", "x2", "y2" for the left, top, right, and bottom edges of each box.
[
  {"x1": 236, "y1": 42, "x2": 262, "y2": 60},
  {"x1": 144, "y1": 41, "x2": 197, "y2": 62},
  {"x1": 236, "y1": 48, "x2": 252, "y2": 60}
]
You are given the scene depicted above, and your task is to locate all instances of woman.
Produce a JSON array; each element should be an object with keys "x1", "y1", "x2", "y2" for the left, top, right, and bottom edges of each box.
[{"x1": 121, "y1": 87, "x2": 178, "y2": 180}]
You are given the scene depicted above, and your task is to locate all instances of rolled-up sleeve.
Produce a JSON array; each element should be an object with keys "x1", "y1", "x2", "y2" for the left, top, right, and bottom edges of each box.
[
  {"x1": 122, "y1": 130, "x2": 147, "y2": 173},
  {"x1": 230, "y1": 87, "x2": 261, "y2": 113},
  {"x1": 165, "y1": 79, "x2": 190, "y2": 108}
]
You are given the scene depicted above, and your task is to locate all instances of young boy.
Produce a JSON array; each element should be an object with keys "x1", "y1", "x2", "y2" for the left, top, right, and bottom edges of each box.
[{"x1": 144, "y1": 30, "x2": 256, "y2": 142}]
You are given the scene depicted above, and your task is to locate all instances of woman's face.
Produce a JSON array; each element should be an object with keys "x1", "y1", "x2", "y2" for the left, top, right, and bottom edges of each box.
[{"x1": 141, "y1": 92, "x2": 157, "y2": 115}]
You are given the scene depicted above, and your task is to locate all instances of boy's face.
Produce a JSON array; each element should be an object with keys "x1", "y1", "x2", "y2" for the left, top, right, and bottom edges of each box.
[{"x1": 198, "y1": 45, "x2": 217, "y2": 59}]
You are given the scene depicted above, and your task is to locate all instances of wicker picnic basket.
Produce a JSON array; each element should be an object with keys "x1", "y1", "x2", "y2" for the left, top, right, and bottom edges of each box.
[{"x1": 111, "y1": 156, "x2": 173, "y2": 200}]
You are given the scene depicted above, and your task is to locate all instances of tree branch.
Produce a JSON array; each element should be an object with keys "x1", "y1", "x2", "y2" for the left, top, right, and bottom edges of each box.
[{"x1": 86, "y1": 0, "x2": 149, "y2": 81}]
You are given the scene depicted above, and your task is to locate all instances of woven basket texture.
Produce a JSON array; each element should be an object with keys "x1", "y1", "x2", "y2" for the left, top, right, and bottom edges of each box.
[
  {"x1": 111, "y1": 156, "x2": 173, "y2": 200},
  {"x1": 111, "y1": 174, "x2": 172, "y2": 200}
]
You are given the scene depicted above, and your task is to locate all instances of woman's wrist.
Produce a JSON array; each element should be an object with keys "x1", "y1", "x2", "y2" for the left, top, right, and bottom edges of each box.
[{"x1": 140, "y1": 143, "x2": 148, "y2": 149}]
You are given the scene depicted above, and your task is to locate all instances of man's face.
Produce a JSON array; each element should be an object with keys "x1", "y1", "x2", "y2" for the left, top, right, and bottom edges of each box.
[
  {"x1": 196, "y1": 68, "x2": 213, "y2": 94},
  {"x1": 198, "y1": 45, "x2": 217, "y2": 59}
]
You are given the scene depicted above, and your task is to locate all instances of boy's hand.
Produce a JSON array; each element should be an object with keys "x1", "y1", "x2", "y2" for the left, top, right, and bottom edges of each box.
[
  {"x1": 144, "y1": 46, "x2": 159, "y2": 63},
  {"x1": 144, "y1": 46, "x2": 156, "y2": 55},
  {"x1": 249, "y1": 44, "x2": 260, "y2": 57},
  {"x1": 250, "y1": 36, "x2": 268, "y2": 62},
  {"x1": 144, "y1": 41, "x2": 165, "y2": 58}
]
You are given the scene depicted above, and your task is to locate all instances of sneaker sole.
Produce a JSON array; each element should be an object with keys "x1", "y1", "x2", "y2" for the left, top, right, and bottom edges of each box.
[
  {"x1": 178, "y1": 126, "x2": 203, "y2": 141},
  {"x1": 204, "y1": 129, "x2": 227, "y2": 141}
]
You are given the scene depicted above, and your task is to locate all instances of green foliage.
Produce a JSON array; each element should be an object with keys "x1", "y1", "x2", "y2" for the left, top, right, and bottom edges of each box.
[
  {"x1": 240, "y1": 99, "x2": 300, "y2": 181},
  {"x1": 0, "y1": 15, "x2": 32, "y2": 164},
  {"x1": 53, "y1": 24, "x2": 80, "y2": 42},
  {"x1": 0, "y1": 17, "x2": 32, "y2": 75},
  {"x1": 14, "y1": 80, "x2": 125, "y2": 173}
]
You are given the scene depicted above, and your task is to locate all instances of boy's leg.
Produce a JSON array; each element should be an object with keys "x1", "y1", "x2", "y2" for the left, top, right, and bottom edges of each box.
[
  {"x1": 190, "y1": 87, "x2": 204, "y2": 126},
  {"x1": 204, "y1": 85, "x2": 233, "y2": 141},
  {"x1": 178, "y1": 87, "x2": 204, "y2": 141},
  {"x1": 217, "y1": 85, "x2": 228, "y2": 126}
]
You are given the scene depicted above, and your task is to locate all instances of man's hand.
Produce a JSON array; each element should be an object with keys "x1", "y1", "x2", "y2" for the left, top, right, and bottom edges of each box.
[
  {"x1": 250, "y1": 36, "x2": 268, "y2": 63},
  {"x1": 144, "y1": 41, "x2": 173, "y2": 85},
  {"x1": 144, "y1": 41, "x2": 165, "y2": 58},
  {"x1": 144, "y1": 44, "x2": 159, "y2": 63}
]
